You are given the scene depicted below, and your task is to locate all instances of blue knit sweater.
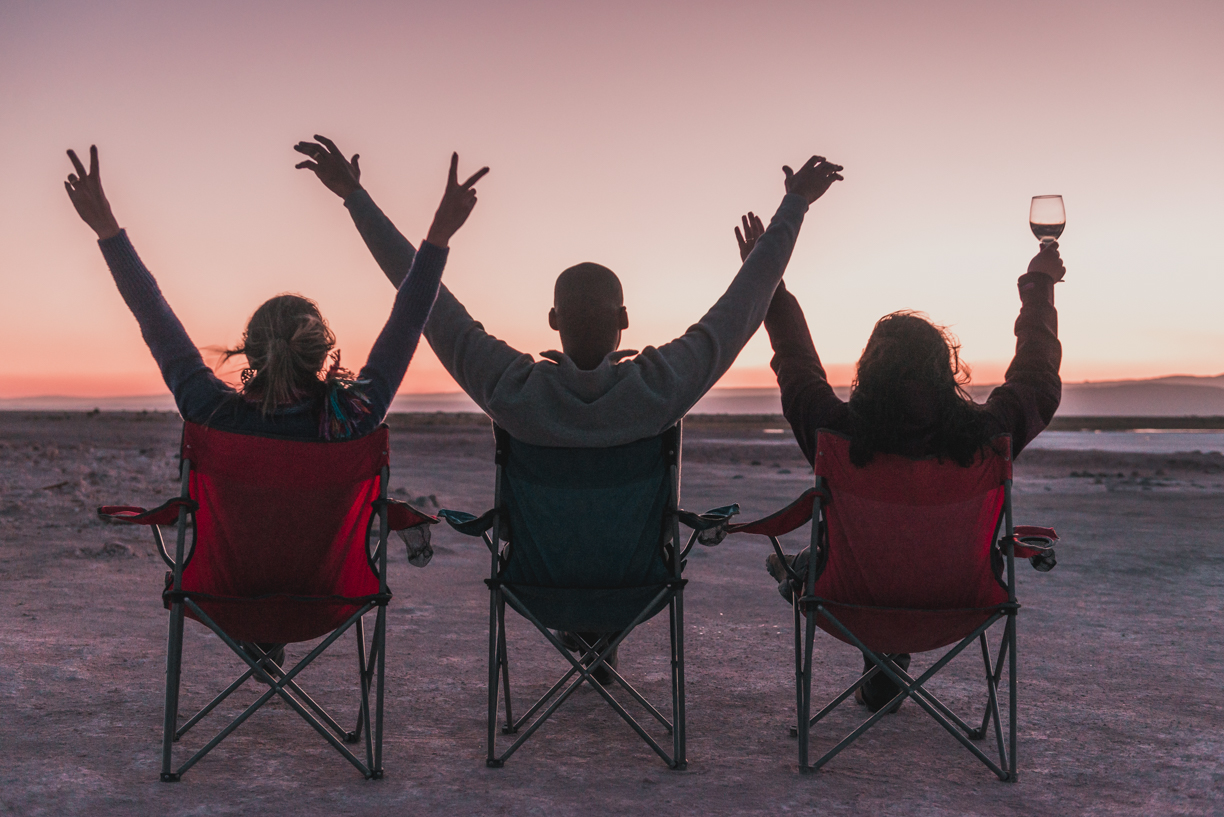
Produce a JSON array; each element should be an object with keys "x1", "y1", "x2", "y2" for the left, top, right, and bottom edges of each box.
[{"x1": 97, "y1": 230, "x2": 447, "y2": 439}]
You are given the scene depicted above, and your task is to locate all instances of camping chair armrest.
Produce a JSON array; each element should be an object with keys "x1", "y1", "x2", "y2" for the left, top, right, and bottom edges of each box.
[
  {"x1": 372, "y1": 498, "x2": 439, "y2": 532},
  {"x1": 98, "y1": 499, "x2": 198, "y2": 569},
  {"x1": 437, "y1": 508, "x2": 496, "y2": 536},
  {"x1": 437, "y1": 507, "x2": 502, "y2": 556},
  {"x1": 726, "y1": 487, "x2": 823, "y2": 538},
  {"x1": 676, "y1": 502, "x2": 740, "y2": 546},
  {"x1": 98, "y1": 499, "x2": 197, "y2": 526},
  {"x1": 1002, "y1": 525, "x2": 1061, "y2": 572},
  {"x1": 373, "y1": 499, "x2": 440, "y2": 569}
]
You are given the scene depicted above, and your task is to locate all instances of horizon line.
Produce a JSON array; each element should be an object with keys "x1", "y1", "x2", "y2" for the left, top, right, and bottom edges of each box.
[{"x1": 4, "y1": 370, "x2": 1224, "y2": 403}]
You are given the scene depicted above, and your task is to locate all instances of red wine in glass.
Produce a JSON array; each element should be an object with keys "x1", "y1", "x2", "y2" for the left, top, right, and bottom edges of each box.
[{"x1": 1030, "y1": 195, "x2": 1065, "y2": 245}]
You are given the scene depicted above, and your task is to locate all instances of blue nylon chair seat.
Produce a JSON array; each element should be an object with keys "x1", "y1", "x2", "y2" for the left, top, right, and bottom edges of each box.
[{"x1": 498, "y1": 433, "x2": 674, "y2": 632}]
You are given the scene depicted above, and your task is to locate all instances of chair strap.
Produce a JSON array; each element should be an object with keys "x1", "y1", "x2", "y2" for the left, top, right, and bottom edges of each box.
[
  {"x1": 485, "y1": 577, "x2": 686, "y2": 591},
  {"x1": 163, "y1": 584, "x2": 391, "y2": 605}
]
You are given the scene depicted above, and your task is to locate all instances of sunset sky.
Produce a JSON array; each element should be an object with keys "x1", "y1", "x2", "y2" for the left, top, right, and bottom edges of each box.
[{"x1": 2, "y1": 0, "x2": 1222, "y2": 399}]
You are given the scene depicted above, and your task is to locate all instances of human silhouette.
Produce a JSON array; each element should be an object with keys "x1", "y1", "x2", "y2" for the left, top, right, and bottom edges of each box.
[
  {"x1": 748, "y1": 229, "x2": 1065, "y2": 712},
  {"x1": 296, "y1": 137, "x2": 841, "y2": 447},
  {"x1": 297, "y1": 137, "x2": 841, "y2": 681},
  {"x1": 63, "y1": 143, "x2": 485, "y2": 440}
]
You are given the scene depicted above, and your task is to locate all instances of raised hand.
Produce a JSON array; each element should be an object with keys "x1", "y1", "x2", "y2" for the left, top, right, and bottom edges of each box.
[
  {"x1": 64, "y1": 145, "x2": 120, "y2": 240},
  {"x1": 425, "y1": 153, "x2": 489, "y2": 248},
  {"x1": 734, "y1": 212, "x2": 765, "y2": 262},
  {"x1": 782, "y1": 156, "x2": 844, "y2": 204},
  {"x1": 1027, "y1": 240, "x2": 1066, "y2": 283},
  {"x1": 294, "y1": 134, "x2": 362, "y2": 199}
]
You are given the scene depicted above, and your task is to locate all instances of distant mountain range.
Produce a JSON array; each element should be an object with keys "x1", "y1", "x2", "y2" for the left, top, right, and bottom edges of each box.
[
  {"x1": 988, "y1": 373, "x2": 1224, "y2": 417},
  {"x1": 691, "y1": 374, "x2": 1224, "y2": 416},
  {"x1": 3, "y1": 374, "x2": 1223, "y2": 416}
]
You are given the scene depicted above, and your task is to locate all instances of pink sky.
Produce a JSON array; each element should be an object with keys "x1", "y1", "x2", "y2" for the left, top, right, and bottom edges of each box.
[{"x1": 2, "y1": 0, "x2": 1222, "y2": 398}]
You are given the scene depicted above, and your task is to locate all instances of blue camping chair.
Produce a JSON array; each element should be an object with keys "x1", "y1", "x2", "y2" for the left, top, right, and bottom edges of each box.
[{"x1": 439, "y1": 422, "x2": 737, "y2": 769}]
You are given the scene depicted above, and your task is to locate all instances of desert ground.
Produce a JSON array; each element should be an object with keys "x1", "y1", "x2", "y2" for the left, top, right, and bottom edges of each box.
[{"x1": 1, "y1": 411, "x2": 1222, "y2": 816}]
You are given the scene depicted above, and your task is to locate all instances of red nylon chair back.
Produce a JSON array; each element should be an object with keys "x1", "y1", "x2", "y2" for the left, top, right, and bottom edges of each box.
[
  {"x1": 811, "y1": 430, "x2": 1011, "y2": 653},
  {"x1": 176, "y1": 422, "x2": 389, "y2": 643}
]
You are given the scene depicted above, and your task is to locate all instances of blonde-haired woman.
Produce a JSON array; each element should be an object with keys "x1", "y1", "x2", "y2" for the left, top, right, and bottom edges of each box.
[{"x1": 63, "y1": 141, "x2": 487, "y2": 439}]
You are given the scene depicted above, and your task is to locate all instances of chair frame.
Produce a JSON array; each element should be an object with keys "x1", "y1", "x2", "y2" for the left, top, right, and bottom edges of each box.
[
  {"x1": 734, "y1": 433, "x2": 1055, "y2": 781},
  {"x1": 444, "y1": 422, "x2": 733, "y2": 770},
  {"x1": 789, "y1": 477, "x2": 1016, "y2": 779},
  {"x1": 104, "y1": 428, "x2": 412, "y2": 782}
]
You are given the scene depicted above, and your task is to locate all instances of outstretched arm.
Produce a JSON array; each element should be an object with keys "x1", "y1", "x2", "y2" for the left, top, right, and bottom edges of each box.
[
  {"x1": 763, "y1": 281, "x2": 846, "y2": 465},
  {"x1": 357, "y1": 152, "x2": 488, "y2": 416},
  {"x1": 296, "y1": 134, "x2": 416, "y2": 286},
  {"x1": 633, "y1": 156, "x2": 844, "y2": 420},
  {"x1": 64, "y1": 146, "x2": 232, "y2": 421},
  {"x1": 322, "y1": 146, "x2": 529, "y2": 414},
  {"x1": 983, "y1": 242, "x2": 1064, "y2": 456}
]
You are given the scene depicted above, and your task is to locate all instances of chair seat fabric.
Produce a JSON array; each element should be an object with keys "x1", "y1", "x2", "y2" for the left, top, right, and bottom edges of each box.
[
  {"x1": 173, "y1": 423, "x2": 389, "y2": 643},
  {"x1": 498, "y1": 433, "x2": 672, "y2": 629},
  {"x1": 809, "y1": 431, "x2": 1011, "y2": 653}
]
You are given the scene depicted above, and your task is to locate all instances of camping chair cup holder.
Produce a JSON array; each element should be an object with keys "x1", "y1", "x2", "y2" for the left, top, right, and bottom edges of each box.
[
  {"x1": 99, "y1": 422, "x2": 437, "y2": 782},
  {"x1": 729, "y1": 431, "x2": 1059, "y2": 781},
  {"x1": 438, "y1": 422, "x2": 738, "y2": 770}
]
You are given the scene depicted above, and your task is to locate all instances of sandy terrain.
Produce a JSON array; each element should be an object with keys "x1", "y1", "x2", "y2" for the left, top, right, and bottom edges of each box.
[{"x1": 1, "y1": 411, "x2": 1221, "y2": 816}]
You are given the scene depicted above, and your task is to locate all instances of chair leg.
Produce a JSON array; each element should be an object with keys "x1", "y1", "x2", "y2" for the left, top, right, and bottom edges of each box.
[
  {"x1": 498, "y1": 595, "x2": 515, "y2": 734},
  {"x1": 798, "y1": 603, "x2": 817, "y2": 772},
  {"x1": 353, "y1": 615, "x2": 368, "y2": 744},
  {"x1": 161, "y1": 602, "x2": 186, "y2": 782},
  {"x1": 791, "y1": 598, "x2": 802, "y2": 738},
  {"x1": 370, "y1": 607, "x2": 386, "y2": 778},
  {"x1": 670, "y1": 585, "x2": 687, "y2": 770},
  {"x1": 487, "y1": 586, "x2": 503, "y2": 767},
  {"x1": 1008, "y1": 612, "x2": 1018, "y2": 781}
]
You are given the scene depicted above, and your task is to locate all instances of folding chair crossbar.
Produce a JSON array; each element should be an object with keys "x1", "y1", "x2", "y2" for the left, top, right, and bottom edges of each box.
[
  {"x1": 241, "y1": 642, "x2": 360, "y2": 741},
  {"x1": 803, "y1": 600, "x2": 1016, "y2": 779},
  {"x1": 164, "y1": 597, "x2": 384, "y2": 780},
  {"x1": 729, "y1": 431, "x2": 1058, "y2": 780},
  {"x1": 489, "y1": 581, "x2": 681, "y2": 768},
  {"x1": 439, "y1": 421, "x2": 737, "y2": 771}
]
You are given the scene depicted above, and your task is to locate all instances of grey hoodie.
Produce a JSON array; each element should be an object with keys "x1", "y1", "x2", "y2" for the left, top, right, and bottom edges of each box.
[{"x1": 344, "y1": 189, "x2": 809, "y2": 448}]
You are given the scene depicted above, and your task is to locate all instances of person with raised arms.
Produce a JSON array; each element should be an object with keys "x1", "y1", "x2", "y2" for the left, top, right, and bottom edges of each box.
[
  {"x1": 64, "y1": 144, "x2": 486, "y2": 440},
  {"x1": 746, "y1": 227, "x2": 1065, "y2": 713},
  {"x1": 295, "y1": 136, "x2": 842, "y2": 448}
]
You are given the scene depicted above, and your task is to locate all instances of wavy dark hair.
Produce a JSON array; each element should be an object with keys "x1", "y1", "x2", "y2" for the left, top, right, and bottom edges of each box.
[
  {"x1": 219, "y1": 294, "x2": 336, "y2": 417},
  {"x1": 847, "y1": 311, "x2": 992, "y2": 467}
]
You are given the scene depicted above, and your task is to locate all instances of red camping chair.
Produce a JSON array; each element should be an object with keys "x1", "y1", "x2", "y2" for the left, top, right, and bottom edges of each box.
[
  {"x1": 728, "y1": 430, "x2": 1058, "y2": 780},
  {"x1": 98, "y1": 421, "x2": 437, "y2": 781}
]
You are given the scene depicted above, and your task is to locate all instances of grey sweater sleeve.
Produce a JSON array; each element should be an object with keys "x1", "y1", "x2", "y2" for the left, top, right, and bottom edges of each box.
[
  {"x1": 629, "y1": 193, "x2": 809, "y2": 413},
  {"x1": 344, "y1": 188, "x2": 416, "y2": 287},
  {"x1": 344, "y1": 188, "x2": 529, "y2": 415}
]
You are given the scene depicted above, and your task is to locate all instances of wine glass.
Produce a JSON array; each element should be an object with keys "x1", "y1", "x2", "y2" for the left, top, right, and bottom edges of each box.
[{"x1": 1030, "y1": 195, "x2": 1065, "y2": 245}]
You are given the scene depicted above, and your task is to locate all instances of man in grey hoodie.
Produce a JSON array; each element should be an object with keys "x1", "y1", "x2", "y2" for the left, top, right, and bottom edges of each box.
[{"x1": 294, "y1": 135, "x2": 842, "y2": 448}]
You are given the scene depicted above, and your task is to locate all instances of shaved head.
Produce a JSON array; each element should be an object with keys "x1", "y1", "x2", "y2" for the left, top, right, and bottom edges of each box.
[
  {"x1": 553, "y1": 263, "x2": 624, "y2": 313},
  {"x1": 549, "y1": 263, "x2": 629, "y2": 370}
]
